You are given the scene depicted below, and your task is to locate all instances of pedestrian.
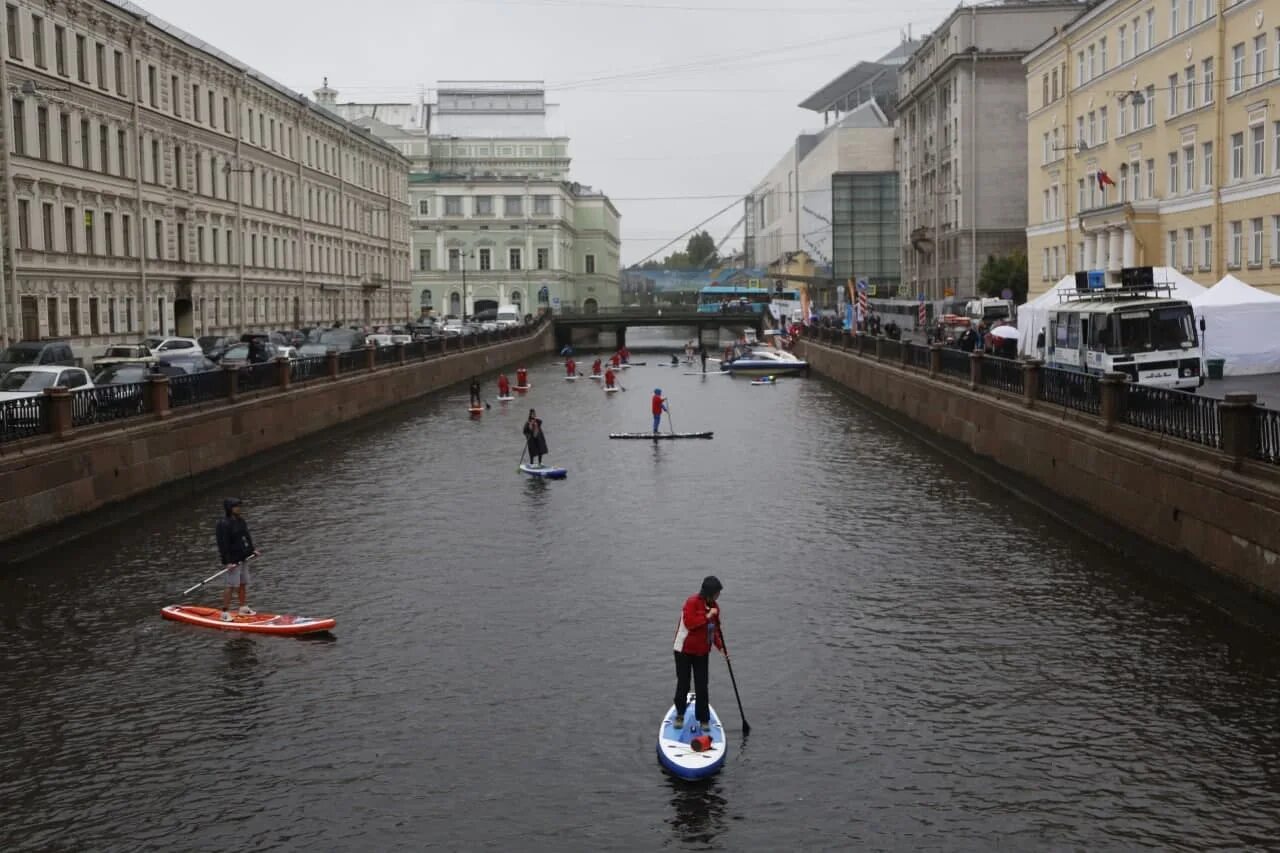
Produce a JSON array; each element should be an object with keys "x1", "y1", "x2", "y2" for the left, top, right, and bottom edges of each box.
[
  {"x1": 565, "y1": 357, "x2": 577, "y2": 377},
  {"x1": 497, "y1": 373, "x2": 510, "y2": 397},
  {"x1": 591, "y1": 357, "x2": 602, "y2": 376},
  {"x1": 469, "y1": 376, "x2": 482, "y2": 407},
  {"x1": 516, "y1": 366, "x2": 529, "y2": 388},
  {"x1": 671, "y1": 575, "x2": 726, "y2": 732},
  {"x1": 604, "y1": 367, "x2": 617, "y2": 389},
  {"x1": 523, "y1": 409, "x2": 548, "y2": 466},
  {"x1": 651, "y1": 388, "x2": 668, "y2": 433},
  {"x1": 699, "y1": 344, "x2": 707, "y2": 373},
  {"x1": 216, "y1": 498, "x2": 260, "y2": 622}
]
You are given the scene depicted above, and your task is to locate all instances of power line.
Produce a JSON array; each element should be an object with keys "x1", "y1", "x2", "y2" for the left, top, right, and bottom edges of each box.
[
  {"x1": 432, "y1": 0, "x2": 900, "y2": 12},
  {"x1": 627, "y1": 195, "x2": 747, "y2": 268}
]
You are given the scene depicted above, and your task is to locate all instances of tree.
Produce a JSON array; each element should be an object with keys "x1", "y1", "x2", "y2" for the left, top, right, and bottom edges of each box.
[
  {"x1": 977, "y1": 251, "x2": 1028, "y2": 303},
  {"x1": 685, "y1": 230, "x2": 718, "y2": 268}
]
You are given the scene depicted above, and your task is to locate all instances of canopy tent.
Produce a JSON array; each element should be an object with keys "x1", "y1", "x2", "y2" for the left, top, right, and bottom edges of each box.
[
  {"x1": 1190, "y1": 274, "x2": 1280, "y2": 375},
  {"x1": 1016, "y1": 267, "x2": 1207, "y2": 357}
]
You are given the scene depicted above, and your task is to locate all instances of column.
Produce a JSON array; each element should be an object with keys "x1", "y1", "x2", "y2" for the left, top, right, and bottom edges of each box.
[
  {"x1": 1107, "y1": 227, "x2": 1123, "y2": 272},
  {"x1": 1083, "y1": 231, "x2": 1095, "y2": 270},
  {"x1": 1122, "y1": 227, "x2": 1136, "y2": 269}
]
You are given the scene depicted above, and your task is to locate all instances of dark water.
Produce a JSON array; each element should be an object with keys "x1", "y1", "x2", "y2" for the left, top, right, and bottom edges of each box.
[{"x1": 4, "y1": 330, "x2": 1280, "y2": 852}]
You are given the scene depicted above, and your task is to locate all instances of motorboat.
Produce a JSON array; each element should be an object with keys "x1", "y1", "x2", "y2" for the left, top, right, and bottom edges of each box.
[{"x1": 720, "y1": 347, "x2": 808, "y2": 376}]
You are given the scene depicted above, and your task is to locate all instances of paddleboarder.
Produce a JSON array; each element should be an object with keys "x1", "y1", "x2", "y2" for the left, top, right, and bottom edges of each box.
[
  {"x1": 610, "y1": 351, "x2": 622, "y2": 369},
  {"x1": 604, "y1": 367, "x2": 617, "y2": 389},
  {"x1": 670, "y1": 353, "x2": 680, "y2": 366},
  {"x1": 523, "y1": 409, "x2": 548, "y2": 466},
  {"x1": 592, "y1": 357, "x2": 603, "y2": 377},
  {"x1": 216, "y1": 498, "x2": 260, "y2": 622},
  {"x1": 516, "y1": 366, "x2": 529, "y2": 389},
  {"x1": 565, "y1": 357, "x2": 577, "y2": 378},
  {"x1": 671, "y1": 575, "x2": 726, "y2": 732},
  {"x1": 651, "y1": 389, "x2": 668, "y2": 433},
  {"x1": 469, "y1": 376, "x2": 482, "y2": 408},
  {"x1": 497, "y1": 373, "x2": 511, "y2": 397},
  {"x1": 620, "y1": 345, "x2": 631, "y2": 364},
  {"x1": 699, "y1": 344, "x2": 708, "y2": 373}
]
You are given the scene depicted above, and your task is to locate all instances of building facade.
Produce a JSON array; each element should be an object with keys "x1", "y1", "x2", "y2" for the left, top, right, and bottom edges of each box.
[
  {"x1": 897, "y1": 1, "x2": 1084, "y2": 302},
  {"x1": 1025, "y1": 0, "x2": 1280, "y2": 297},
  {"x1": 0, "y1": 0, "x2": 412, "y2": 350},
  {"x1": 321, "y1": 81, "x2": 620, "y2": 317}
]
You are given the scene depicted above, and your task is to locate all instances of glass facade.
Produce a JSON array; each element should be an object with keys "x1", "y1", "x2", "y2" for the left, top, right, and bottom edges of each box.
[{"x1": 833, "y1": 172, "x2": 900, "y2": 293}]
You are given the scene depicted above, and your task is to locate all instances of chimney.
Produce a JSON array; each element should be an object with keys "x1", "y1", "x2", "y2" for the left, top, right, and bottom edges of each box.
[{"x1": 314, "y1": 76, "x2": 338, "y2": 106}]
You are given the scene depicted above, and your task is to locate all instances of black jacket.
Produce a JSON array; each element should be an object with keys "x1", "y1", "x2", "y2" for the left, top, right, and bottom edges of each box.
[
  {"x1": 523, "y1": 418, "x2": 549, "y2": 457},
  {"x1": 216, "y1": 516, "x2": 256, "y2": 564}
]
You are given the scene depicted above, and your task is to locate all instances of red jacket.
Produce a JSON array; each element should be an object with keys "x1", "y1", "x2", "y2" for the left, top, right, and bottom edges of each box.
[
  {"x1": 651, "y1": 394, "x2": 665, "y2": 416},
  {"x1": 673, "y1": 594, "x2": 724, "y2": 655}
]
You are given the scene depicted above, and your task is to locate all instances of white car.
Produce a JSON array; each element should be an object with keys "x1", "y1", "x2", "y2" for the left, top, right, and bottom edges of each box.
[
  {"x1": 142, "y1": 336, "x2": 203, "y2": 357},
  {"x1": 0, "y1": 365, "x2": 95, "y2": 401},
  {"x1": 275, "y1": 345, "x2": 299, "y2": 361}
]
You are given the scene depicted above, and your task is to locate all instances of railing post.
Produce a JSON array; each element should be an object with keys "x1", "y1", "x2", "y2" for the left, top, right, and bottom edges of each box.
[
  {"x1": 929, "y1": 344, "x2": 942, "y2": 378},
  {"x1": 43, "y1": 387, "x2": 72, "y2": 439},
  {"x1": 365, "y1": 344, "x2": 376, "y2": 371},
  {"x1": 1099, "y1": 372, "x2": 1129, "y2": 431},
  {"x1": 900, "y1": 340, "x2": 911, "y2": 368},
  {"x1": 147, "y1": 374, "x2": 171, "y2": 419},
  {"x1": 223, "y1": 363, "x2": 240, "y2": 402},
  {"x1": 1219, "y1": 391, "x2": 1259, "y2": 463},
  {"x1": 969, "y1": 350, "x2": 983, "y2": 390},
  {"x1": 395, "y1": 341, "x2": 406, "y2": 365},
  {"x1": 840, "y1": 330, "x2": 851, "y2": 350},
  {"x1": 875, "y1": 335, "x2": 884, "y2": 362},
  {"x1": 275, "y1": 356, "x2": 291, "y2": 391},
  {"x1": 1022, "y1": 358, "x2": 1042, "y2": 407},
  {"x1": 326, "y1": 349, "x2": 339, "y2": 380}
]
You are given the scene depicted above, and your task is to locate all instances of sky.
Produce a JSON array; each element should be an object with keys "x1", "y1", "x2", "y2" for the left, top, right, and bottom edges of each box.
[{"x1": 141, "y1": 0, "x2": 956, "y2": 266}]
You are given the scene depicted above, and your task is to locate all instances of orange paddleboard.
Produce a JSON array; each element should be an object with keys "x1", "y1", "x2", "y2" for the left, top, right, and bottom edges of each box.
[{"x1": 161, "y1": 605, "x2": 335, "y2": 635}]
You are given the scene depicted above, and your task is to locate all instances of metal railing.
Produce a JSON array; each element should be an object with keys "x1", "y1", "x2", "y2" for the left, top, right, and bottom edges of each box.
[
  {"x1": 980, "y1": 356, "x2": 1024, "y2": 395},
  {"x1": 1039, "y1": 367, "x2": 1101, "y2": 415},
  {"x1": 1254, "y1": 409, "x2": 1280, "y2": 464},
  {"x1": 938, "y1": 347, "x2": 970, "y2": 381},
  {"x1": 170, "y1": 369, "x2": 227, "y2": 408},
  {"x1": 238, "y1": 362, "x2": 277, "y2": 394},
  {"x1": 290, "y1": 356, "x2": 327, "y2": 384},
  {"x1": 1122, "y1": 383, "x2": 1221, "y2": 449},
  {"x1": 375, "y1": 345, "x2": 399, "y2": 366},
  {"x1": 1, "y1": 395, "x2": 45, "y2": 441},
  {"x1": 908, "y1": 342, "x2": 931, "y2": 371},
  {"x1": 337, "y1": 349, "x2": 366, "y2": 374},
  {"x1": 879, "y1": 338, "x2": 903, "y2": 362},
  {"x1": 78, "y1": 383, "x2": 147, "y2": 425}
]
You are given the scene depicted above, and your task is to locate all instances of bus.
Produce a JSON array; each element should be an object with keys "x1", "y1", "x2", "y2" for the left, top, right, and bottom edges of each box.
[
  {"x1": 1045, "y1": 283, "x2": 1203, "y2": 390},
  {"x1": 697, "y1": 285, "x2": 801, "y2": 317}
]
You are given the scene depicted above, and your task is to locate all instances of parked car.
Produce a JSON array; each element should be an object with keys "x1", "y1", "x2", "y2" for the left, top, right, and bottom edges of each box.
[
  {"x1": 93, "y1": 344, "x2": 157, "y2": 371},
  {"x1": 92, "y1": 362, "x2": 169, "y2": 415},
  {"x1": 275, "y1": 345, "x2": 300, "y2": 361},
  {"x1": 297, "y1": 342, "x2": 332, "y2": 358},
  {"x1": 0, "y1": 365, "x2": 94, "y2": 400},
  {"x1": 142, "y1": 337, "x2": 203, "y2": 358},
  {"x1": 158, "y1": 355, "x2": 220, "y2": 374},
  {"x1": 366, "y1": 334, "x2": 395, "y2": 348},
  {"x1": 0, "y1": 340, "x2": 78, "y2": 378},
  {"x1": 317, "y1": 328, "x2": 367, "y2": 351},
  {"x1": 197, "y1": 336, "x2": 238, "y2": 362}
]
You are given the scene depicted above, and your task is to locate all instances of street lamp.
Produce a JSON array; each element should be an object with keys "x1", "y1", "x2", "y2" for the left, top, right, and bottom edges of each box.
[
  {"x1": 1108, "y1": 88, "x2": 1147, "y2": 105},
  {"x1": 459, "y1": 249, "x2": 474, "y2": 320}
]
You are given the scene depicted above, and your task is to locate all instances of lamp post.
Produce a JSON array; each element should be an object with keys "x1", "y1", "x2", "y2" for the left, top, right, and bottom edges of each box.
[{"x1": 458, "y1": 249, "x2": 474, "y2": 321}]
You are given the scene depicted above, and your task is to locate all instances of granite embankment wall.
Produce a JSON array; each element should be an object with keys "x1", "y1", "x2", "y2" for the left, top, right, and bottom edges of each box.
[
  {"x1": 798, "y1": 336, "x2": 1280, "y2": 615},
  {"x1": 0, "y1": 325, "x2": 553, "y2": 553}
]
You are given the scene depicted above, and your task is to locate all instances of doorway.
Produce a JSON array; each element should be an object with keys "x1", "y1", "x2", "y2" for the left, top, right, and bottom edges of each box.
[
  {"x1": 21, "y1": 296, "x2": 37, "y2": 340},
  {"x1": 174, "y1": 298, "x2": 194, "y2": 337},
  {"x1": 583, "y1": 298, "x2": 598, "y2": 315}
]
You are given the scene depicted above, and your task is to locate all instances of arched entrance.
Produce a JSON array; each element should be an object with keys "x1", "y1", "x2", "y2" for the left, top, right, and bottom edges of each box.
[
  {"x1": 511, "y1": 290, "x2": 522, "y2": 312},
  {"x1": 474, "y1": 298, "x2": 498, "y2": 317},
  {"x1": 449, "y1": 291, "x2": 461, "y2": 317},
  {"x1": 583, "y1": 298, "x2": 598, "y2": 315}
]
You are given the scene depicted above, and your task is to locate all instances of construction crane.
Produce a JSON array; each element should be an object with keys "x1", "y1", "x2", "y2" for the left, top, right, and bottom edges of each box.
[{"x1": 702, "y1": 214, "x2": 745, "y2": 268}]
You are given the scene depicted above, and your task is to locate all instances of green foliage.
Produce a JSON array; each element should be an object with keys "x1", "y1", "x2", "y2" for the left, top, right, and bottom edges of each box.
[
  {"x1": 633, "y1": 231, "x2": 719, "y2": 271},
  {"x1": 977, "y1": 251, "x2": 1029, "y2": 303}
]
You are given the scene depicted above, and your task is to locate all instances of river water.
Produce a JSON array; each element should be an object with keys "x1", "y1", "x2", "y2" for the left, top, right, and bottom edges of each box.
[{"x1": 3, "y1": 330, "x2": 1280, "y2": 852}]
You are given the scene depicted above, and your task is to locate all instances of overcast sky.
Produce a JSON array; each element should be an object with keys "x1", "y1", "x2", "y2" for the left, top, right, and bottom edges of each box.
[{"x1": 142, "y1": 0, "x2": 953, "y2": 266}]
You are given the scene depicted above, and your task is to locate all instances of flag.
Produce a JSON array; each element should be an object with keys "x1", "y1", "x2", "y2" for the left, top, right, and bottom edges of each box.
[
  {"x1": 856, "y1": 278, "x2": 868, "y2": 321},
  {"x1": 1097, "y1": 170, "x2": 1116, "y2": 190},
  {"x1": 918, "y1": 293, "x2": 927, "y2": 327}
]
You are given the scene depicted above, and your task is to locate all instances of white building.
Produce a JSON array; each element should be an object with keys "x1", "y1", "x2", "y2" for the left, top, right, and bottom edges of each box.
[
  {"x1": 0, "y1": 0, "x2": 413, "y2": 351},
  {"x1": 319, "y1": 81, "x2": 620, "y2": 318}
]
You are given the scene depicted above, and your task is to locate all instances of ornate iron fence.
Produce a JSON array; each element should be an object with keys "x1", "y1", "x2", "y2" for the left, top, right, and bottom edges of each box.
[
  {"x1": 1122, "y1": 383, "x2": 1221, "y2": 449},
  {"x1": 938, "y1": 347, "x2": 971, "y2": 381},
  {"x1": 907, "y1": 342, "x2": 931, "y2": 371},
  {"x1": 238, "y1": 362, "x2": 277, "y2": 394},
  {"x1": 0, "y1": 395, "x2": 45, "y2": 442},
  {"x1": 980, "y1": 356, "x2": 1024, "y2": 395},
  {"x1": 337, "y1": 349, "x2": 366, "y2": 374},
  {"x1": 170, "y1": 369, "x2": 227, "y2": 408},
  {"x1": 879, "y1": 338, "x2": 902, "y2": 362},
  {"x1": 1039, "y1": 367, "x2": 1101, "y2": 415},
  {"x1": 79, "y1": 383, "x2": 147, "y2": 425},
  {"x1": 290, "y1": 356, "x2": 327, "y2": 384},
  {"x1": 1254, "y1": 409, "x2": 1280, "y2": 464},
  {"x1": 375, "y1": 345, "x2": 399, "y2": 366}
]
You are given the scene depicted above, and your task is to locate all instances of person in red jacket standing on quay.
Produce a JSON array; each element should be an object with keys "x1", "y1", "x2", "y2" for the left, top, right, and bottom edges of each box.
[{"x1": 671, "y1": 576, "x2": 726, "y2": 733}]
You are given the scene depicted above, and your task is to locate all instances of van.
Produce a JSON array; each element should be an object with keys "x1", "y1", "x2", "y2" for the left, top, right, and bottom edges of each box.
[
  {"x1": 0, "y1": 340, "x2": 78, "y2": 378},
  {"x1": 496, "y1": 305, "x2": 521, "y2": 328}
]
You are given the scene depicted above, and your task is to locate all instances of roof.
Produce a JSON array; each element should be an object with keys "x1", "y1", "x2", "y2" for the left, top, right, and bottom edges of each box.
[{"x1": 799, "y1": 40, "x2": 919, "y2": 112}]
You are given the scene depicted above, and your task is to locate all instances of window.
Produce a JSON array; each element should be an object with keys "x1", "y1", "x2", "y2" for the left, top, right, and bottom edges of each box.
[
  {"x1": 504, "y1": 196, "x2": 522, "y2": 216},
  {"x1": 448, "y1": 248, "x2": 461, "y2": 271},
  {"x1": 192, "y1": 84, "x2": 200, "y2": 122},
  {"x1": 31, "y1": 14, "x2": 44, "y2": 67},
  {"x1": 1146, "y1": 158, "x2": 1156, "y2": 197},
  {"x1": 1253, "y1": 125, "x2": 1265, "y2": 176},
  {"x1": 1184, "y1": 227, "x2": 1195, "y2": 268},
  {"x1": 209, "y1": 91, "x2": 216, "y2": 128},
  {"x1": 1043, "y1": 189, "x2": 1051, "y2": 220},
  {"x1": 1168, "y1": 152, "x2": 1179, "y2": 194},
  {"x1": 475, "y1": 195, "x2": 493, "y2": 215},
  {"x1": 122, "y1": 213, "x2": 131, "y2": 257},
  {"x1": 418, "y1": 248, "x2": 431, "y2": 270},
  {"x1": 1232, "y1": 43, "x2": 1244, "y2": 93},
  {"x1": 1052, "y1": 67, "x2": 1059, "y2": 99},
  {"x1": 95, "y1": 43, "x2": 106, "y2": 90},
  {"x1": 509, "y1": 248, "x2": 522, "y2": 271},
  {"x1": 63, "y1": 205, "x2": 75, "y2": 252},
  {"x1": 40, "y1": 201, "x2": 51, "y2": 250},
  {"x1": 534, "y1": 195, "x2": 552, "y2": 215},
  {"x1": 5, "y1": 4, "x2": 18, "y2": 60},
  {"x1": 173, "y1": 145, "x2": 183, "y2": 189},
  {"x1": 104, "y1": 212, "x2": 113, "y2": 256},
  {"x1": 537, "y1": 247, "x2": 549, "y2": 270},
  {"x1": 417, "y1": 199, "x2": 429, "y2": 216},
  {"x1": 1202, "y1": 141, "x2": 1214, "y2": 187},
  {"x1": 1145, "y1": 86, "x2": 1155, "y2": 126},
  {"x1": 1088, "y1": 111, "x2": 1097, "y2": 145},
  {"x1": 98, "y1": 125, "x2": 108, "y2": 174},
  {"x1": 75, "y1": 34, "x2": 87, "y2": 82},
  {"x1": 171, "y1": 74, "x2": 180, "y2": 116},
  {"x1": 35, "y1": 105, "x2": 47, "y2": 159},
  {"x1": 478, "y1": 248, "x2": 491, "y2": 271},
  {"x1": 154, "y1": 219, "x2": 163, "y2": 260},
  {"x1": 57, "y1": 112, "x2": 68, "y2": 164},
  {"x1": 1168, "y1": 74, "x2": 1180, "y2": 116},
  {"x1": 84, "y1": 209, "x2": 94, "y2": 254},
  {"x1": 1100, "y1": 37, "x2": 1108, "y2": 72},
  {"x1": 1275, "y1": 121, "x2": 1280, "y2": 173},
  {"x1": 1183, "y1": 145, "x2": 1195, "y2": 190},
  {"x1": 1170, "y1": 0, "x2": 1179, "y2": 35},
  {"x1": 1042, "y1": 74, "x2": 1050, "y2": 106},
  {"x1": 1255, "y1": 34, "x2": 1267, "y2": 85},
  {"x1": 1229, "y1": 220, "x2": 1242, "y2": 266},
  {"x1": 114, "y1": 50, "x2": 124, "y2": 96},
  {"x1": 1168, "y1": 230, "x2": 1178, "y2": 265},
  {"x1": 149, "y1": 138, "x2": 159, "y2": 183},
  {"x1": 1120, "y1": 25, "x2": 1129, "y2": 63},
  {"x1": 147, "y1": 65, "x2": 157, "y2": 108},
  {"x1": 16, "y1": 199, "x2": 29, "y2": 249},
  {"x1": 1133, "y1": 15, "x2": 1141, "y2": 55},
  {"x1": 1078, "y1": 177, "x2": 1086, "y2": 210},
  {"x1": 1231, "y1": 131, "x2": 1244, "y2": 179},
  {"x1": 1274, "y1": 216, "x2": 1280, "y2": 262},
  {"x1": 1203, "y1": 57, "x2": 1214, "y2": 104},
  {"x1": 1131, "y1": 160, "x2": 1142, "y2": 200},
  {"x1": 8, "y1": 98, "x2": 22, "y2": 156},
  {"x1": 444, "y1": 197, "x2": 461, "y2": 216},
  {"x1": 1250, "y1": 218, "x2": 1264, "y2": 264},
  {"x1": 1119, "y1": 164, "x2": 1129, "y2": 201},
  {"x1": 223, "y1": 97, "x2": 229, "y2": 132},
  {"x1": 1184, "y1": 66, "x2": 1196, "y2": 111},
  {"x1": 1145, "y1": 9, "x2": 1154, "y2": 51},
  {"x1": 1099, "y1": 107, "x2": 1108, "y2": 142},
  {"x1": 54, "y1": 24, "x2": 65, "y2": 75},
  {"x1": 586, "y1": 254, "x2": 596, "y2": 274},
  {"x1": 1202, "y1": 225, "x2": 1212, "y2": 268},
  {"x1": 117, "y1": 129, "x2": 127, "y2": 176}
]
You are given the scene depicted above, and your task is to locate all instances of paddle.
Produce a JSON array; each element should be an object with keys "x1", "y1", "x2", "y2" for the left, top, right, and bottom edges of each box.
[
  {"x1": 717, "y1": 625, "x2": 750, "y2": 736},
  {"x1": 182, "y1": 554, "x2": 258, "y2": 596},
  {"x1": 666, "y1": 404, "x2": 675, "y2": 435}
]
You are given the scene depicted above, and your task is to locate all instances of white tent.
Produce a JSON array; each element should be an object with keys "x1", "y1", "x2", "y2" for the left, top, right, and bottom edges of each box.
[
  {"x1": 1016, "y1": 267, "x2": 1207, "y2": 357},
  {"x1": 1190, "y1": 274, "x2": 1280, "y2": 375}
]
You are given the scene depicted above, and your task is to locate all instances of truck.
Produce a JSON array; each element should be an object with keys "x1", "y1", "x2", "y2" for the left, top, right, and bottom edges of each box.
[
  {"x1": 965, "y1": 297, "x2": 1016, "y2": 325},
  {"x1": 495, "y1": 304, "x2": 522, "y2": 329}
]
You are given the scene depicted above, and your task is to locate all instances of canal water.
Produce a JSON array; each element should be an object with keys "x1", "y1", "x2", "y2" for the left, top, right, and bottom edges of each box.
[{"x1": 4, "y1": 330, "x2": 1280, "y2": 851}]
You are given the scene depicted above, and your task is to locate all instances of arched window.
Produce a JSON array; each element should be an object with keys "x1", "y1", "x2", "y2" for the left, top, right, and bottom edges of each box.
[
  {"x1": 511, "y1": 290, "x2": 522, "y2": 311},
  {"x1": 420, "y1": 289, "x2": 432, "y2": 309},
  {"x1": 449, "y1": 291, "x2": 461, "y2": 316}
]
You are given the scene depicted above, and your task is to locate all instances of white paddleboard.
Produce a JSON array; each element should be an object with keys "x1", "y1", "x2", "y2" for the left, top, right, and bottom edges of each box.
[
  {"x1": 604, "y1": 387, "x2": 620, "y2": 394},
  {"x1": 589, "y1": 374, "x2": 603, "y2": 381},
  {"x1": 497, "y1": 395, "x2": 515, "y2": 402},
  {"x1": 519, "y1": 462, "x2": 567, "y2": 479},
  {"x1": 657, "y1": 697, "x2": 726, "y2": 780},
  {"x1": 564, "y1": 375, "x2": 579, "y2": 381}
]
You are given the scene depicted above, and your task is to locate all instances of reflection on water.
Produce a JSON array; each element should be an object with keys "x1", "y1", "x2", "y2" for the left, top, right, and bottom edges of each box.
[{"x1": 665, "y1": 776, "x2": 729, "y2": 847}]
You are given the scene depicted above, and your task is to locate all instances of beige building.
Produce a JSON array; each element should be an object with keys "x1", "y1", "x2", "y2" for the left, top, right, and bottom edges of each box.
[
  {"x1": 1025, "y1": 0, "x2": 1280, "y2": 298},
  {"x1": 0, "y1": 0, "x2": 413, "y2": 351}
]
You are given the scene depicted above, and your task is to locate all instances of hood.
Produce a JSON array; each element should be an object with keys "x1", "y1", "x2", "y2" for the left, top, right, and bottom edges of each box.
[{"x1": 0, "y1": 390, "x2": 39, "y2": 402}]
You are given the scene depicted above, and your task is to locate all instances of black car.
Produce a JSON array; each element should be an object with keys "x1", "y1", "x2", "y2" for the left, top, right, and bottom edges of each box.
[
  {"x1": 197, "y1": 336, "x2": 238, "y2": 362},
  {"x1": 0, "y1": 340, "x2": 77, "y2": 378},
  {"x1": 92, "y1": 363, "x2": 177, "y2": 415}
]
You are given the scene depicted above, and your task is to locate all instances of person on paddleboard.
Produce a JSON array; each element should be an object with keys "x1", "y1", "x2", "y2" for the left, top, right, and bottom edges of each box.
[
  {"x1": 671, "y1": 575, "x2": 726, "y2": 732},
  {"x1": 523, "y1": 409, "x2": 548, "y2": 466},
  {"x1": 497, "y1": 373, "x2": 511, "y2": 397},
  {"x1": 670, "y1": 353, "x2": 679, "y2": 366},
  {"x1": 216, "y1": 498, "x2": 259, "y2": 621},
  {"x1": 565, "y1": 357, "x2": 577, "y2": 377},
  {"x1": 592, "y1": 358, "x2": 602, "y2": 376},
  {"x1": 620, "y1": 346, "x2": 631, "y2": 364},
  {"x1": 610, "y1": 351, "x2": 621, "y2": 369},
  {"x1": 469, "y1": 377, "x2": 482, "y2": 408},
  {"x1": 651, "y1": 389, "x2": 668, "y2": 433},
  {"x1": 604, "y1": 367, "x2": 617, "y2": 389},
  {"x1": 699, "y1": 344, "x2": 707, "y2": 373},
  {"x1": 516, "y1": 367, "x2": 529, "y2": 388}
]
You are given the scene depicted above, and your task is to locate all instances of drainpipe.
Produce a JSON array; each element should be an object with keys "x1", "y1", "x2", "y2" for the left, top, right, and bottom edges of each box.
[
  {"x1": 235, "y1": 76, "x2": 246, "y2": 333},
  {"x1": 970, "y1": 5, "x2": 978, "y2": 294},
  {"x1": 127, "y1": 26, "x2": 148, "y2": 339},
  {"x1": 1214, "y1": 5, "x2": 1225, "y2": 278},
  {"x1": 0, "y1": 20, "x2": 18, "y2": 344}
]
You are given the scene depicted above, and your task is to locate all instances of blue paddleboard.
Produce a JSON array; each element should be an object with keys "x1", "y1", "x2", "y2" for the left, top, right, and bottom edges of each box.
[
  {"x1": 519, "y1": 463, "x2": 567, "y2": 479},
  {"x1": 657, "y1": 695, "x2": 726, "y2": 779}
]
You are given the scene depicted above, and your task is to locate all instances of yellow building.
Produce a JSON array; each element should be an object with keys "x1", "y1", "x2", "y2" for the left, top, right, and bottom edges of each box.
[{"x1": 1025, "y1": 0, "x2": 1280, "y2": 298}]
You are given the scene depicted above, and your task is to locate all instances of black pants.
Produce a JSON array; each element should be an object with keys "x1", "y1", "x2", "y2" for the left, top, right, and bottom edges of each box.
[{"x1": 673, "y1": 651, "x2": 710, "y2": 724}]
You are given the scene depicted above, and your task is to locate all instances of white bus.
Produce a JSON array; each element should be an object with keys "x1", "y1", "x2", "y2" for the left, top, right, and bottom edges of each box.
[{"x1": 1045, "y1": 286, "x2": 1203, "y2": 390}]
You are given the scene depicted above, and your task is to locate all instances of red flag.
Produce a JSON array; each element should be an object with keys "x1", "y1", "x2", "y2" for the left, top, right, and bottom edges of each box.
[{"x1": 1097, "y1": 170, "x2": 1116, "y2": 190}]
